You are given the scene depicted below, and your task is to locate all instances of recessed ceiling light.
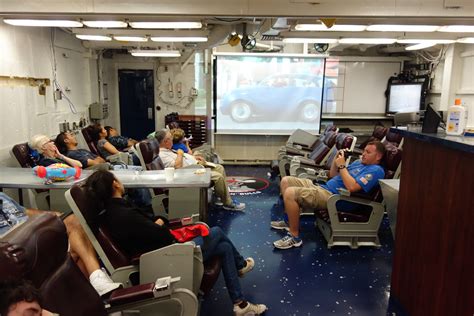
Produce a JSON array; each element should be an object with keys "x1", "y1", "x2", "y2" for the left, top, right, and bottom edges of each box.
[
  {"x1": 83, "y1": 21, "x2": 128, "y2": 28},
  {"x1": 3, "y1": 19, "x2": 83, "y2": 27},
  {"x1": 130, "y1": 49, "x2": 181, "y2": 57},
  {"x1": 282, "y1": 38, "x2": 338, "y2": 44},
  {"x1": 339, "y1": 38, "x2": 396, "y2": 44},
  {"x1": 397, "y1": 39, "x2": 455, "y2": 44},
  {"x1": 367, "y1": 25, "x2": 439, "y2": 32},
  {"x1": 129, "y1": 22, "x2": 202, "y2": 29},
  {"x1": 75, "y1": 34, "x2": 112, "y2": 41},
  {"x1": 457, "y1": 37, "x2": 474, "y2": 43},
  {"x1": 406, "y1": 42, "x2": 437, "y2": 51},
  {"x1": 295, "y1": 24, "x2": 366, "y2": 32},
  {"x1": 438, "y1": 25, "x2": 474, "y2": 33},
  {"x1": 150, "y1": 36, "x2": 207, "y2": 42},
  {"x1": 114, "y1": 36, "x2": 148, "y2": 42}
]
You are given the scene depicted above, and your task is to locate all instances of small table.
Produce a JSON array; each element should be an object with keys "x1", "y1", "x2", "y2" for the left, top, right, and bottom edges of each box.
[{"x1": 379, "y1": 179, "x2": 400, "y2": 239}]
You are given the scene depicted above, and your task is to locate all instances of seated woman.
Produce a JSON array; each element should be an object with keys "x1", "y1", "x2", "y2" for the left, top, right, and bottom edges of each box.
[
  {"x1": 104, "y1": 126, "x2": 137, "y2": 151},
  {"x1": 170, "y1": 128, "x2": 193, "y2": 154},
  {"x1": 29, "y1": 134, "x2": 82, "y2": 168},
  {"x1": 85, "y1": 124, "x2": 119, "y2": 160},
  {"x1": 84, "y1": 170, "x2": 267, "y2": 316}
]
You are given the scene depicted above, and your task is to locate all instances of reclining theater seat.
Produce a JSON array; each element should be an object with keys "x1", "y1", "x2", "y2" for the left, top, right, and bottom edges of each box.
[
  {"x1": 11, "y1": 142, "x2": 50, "y2": 210},
  {"x1": 81, "y1": 127, "x2": 101, "y2": 156},
  {"x1": 65, "y1": 184, "x2": 221, "y2": 297},
  {"x1": 314, "y1": 142, "x2": 403, "y2": 249},
  {"x1": 0, "y1": 213, "x2": 201, "y2": 316},
  {"x1": 135, "y1": 138, "x2": 204, "y2": 221},
  {"x1": 290, "y1": 132, "x2": 356, "y2": 179}
]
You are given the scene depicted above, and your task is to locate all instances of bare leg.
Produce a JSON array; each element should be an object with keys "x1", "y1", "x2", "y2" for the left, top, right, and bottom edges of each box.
[
  {"x1": 280, "y1": 176, "x2": 290, "y2": 196},
  {"x1": 283, "y1": 187, "x2": 300, "y2": 237},
  {"x1": 62, "y1": 215, "x2": 100, "y2": 275}
]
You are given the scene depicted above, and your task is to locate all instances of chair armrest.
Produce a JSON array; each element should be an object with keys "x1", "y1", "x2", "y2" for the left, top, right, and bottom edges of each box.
[{"x1": 109, "y1": 282, "x2": 155, "y2": 306}]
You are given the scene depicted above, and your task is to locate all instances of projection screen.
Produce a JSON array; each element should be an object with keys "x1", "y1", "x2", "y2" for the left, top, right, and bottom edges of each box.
[{"x1": 214, "y1": 54, "x2": 325, "y2": 135}]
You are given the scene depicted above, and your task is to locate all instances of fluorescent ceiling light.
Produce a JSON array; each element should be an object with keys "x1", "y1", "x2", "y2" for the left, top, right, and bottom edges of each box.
[
  {"x1": 130, "y1": 50, "x2": 181, "y2": 57},
  {"x1": 3, "y1": 19, "x2": 83, "y2": 27},
  {"x1": 339, "y1": 38, "x2": 396, "y2": 44},
  {"x1": 76, "y1": 34, "x2": 112, "y2": 41},
  {"x1": 150, "y1": 36, "x2": 207, "y2": 42},
  {"x1": 367, "y1": 24, "x2": 439, "y2": 32},
  {"x1": 438, "y1": 25, "x2": 474, "y2": 33},
  {"x1": 406, "y1": 42, "x2": 436, "y2": 51},
  {"x1": 114, "y1": 36, "x2": 148, "y2": 42},
  {"x1": 397, "y1": 39, "x2": 455, "y2": 44},
  {"x1": 283, "y1": 38, "x2": 338, "y2": 43},
  {"x1": 457, "y1": 37, "x2": 474, "y2": 43},
  {"x1": 83, "y1": 21, "x2": 128, "y2": 28},
  {"x1": 129, "y1": 22, "x2": 202, "y2": 29},
  {"x1": 295, "y1": 24, "x2": 366, "y2": 32}
]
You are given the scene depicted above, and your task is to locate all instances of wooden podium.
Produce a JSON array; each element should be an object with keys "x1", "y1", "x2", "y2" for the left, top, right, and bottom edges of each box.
[{"x1": 389, "y1": 128, "x2": 474, "y2": 316}]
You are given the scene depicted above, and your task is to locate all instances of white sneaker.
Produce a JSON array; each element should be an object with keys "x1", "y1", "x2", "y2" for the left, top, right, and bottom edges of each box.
[
  {"x1": 238, "y1": 257, "x2": 255, "y2": 277},
  {"x1": 89, "y1": 268, "x2": 122, "y2": 296},
  {"x1": 214, "y1": 197, "x2": 224, "y2": 206},
  {"x1": 273, "y1": 233, "x2": 303, "y2": 250},
  {"x1": 270, "y1": 220, "x2": 289, "y2": 231},
  {"x1": 233, "y1": 301, "x2": 267, "y2": 316},
  {"x1": 223, "y1": 199, "x2": 245, "y2": 211}
]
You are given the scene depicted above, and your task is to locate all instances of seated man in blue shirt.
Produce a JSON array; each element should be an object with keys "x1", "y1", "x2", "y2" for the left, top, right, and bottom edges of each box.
[
  {"x1": 271, "y1": 141, "x2": 386, "y2": 250},
  {"x1": 55, "y1": 131, "x2": 106, "y2": 169},
  {"x1": 0, "y1": 193, "x2": 121, "y2": 296}
]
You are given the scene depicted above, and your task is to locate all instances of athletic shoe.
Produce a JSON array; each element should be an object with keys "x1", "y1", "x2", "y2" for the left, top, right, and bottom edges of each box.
[
  {"x1": 273, "y1": 233, "x2": 303, "y2": 250},
  {"x1": 89, "y1": 268, "x2": 122, "y2": 296},
  {"x1": 233, "y1": 301, "x2": 268, "y2": 315},
  {"x1": 238, "y1": 257, "x2": 255, "y2": 277},
  {"x1": 270, "y1": 220, "x2": 289, "y2": 231},
  {"x1": 223, "y1": 199, "x2": 245, "y2": 211},
  {"x1": 214, "y1": 197, "x2": 224, "y2": 206}
]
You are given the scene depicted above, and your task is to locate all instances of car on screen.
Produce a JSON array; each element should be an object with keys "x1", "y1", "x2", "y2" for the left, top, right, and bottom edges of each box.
[{"x1": 220, "y1": 73, "x2": 324, "y2": 123}]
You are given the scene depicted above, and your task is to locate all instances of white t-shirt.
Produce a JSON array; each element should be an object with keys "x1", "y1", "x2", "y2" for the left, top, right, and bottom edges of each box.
[{"x1": 159, "y1": 148, "x2": 197, "y2": 168}]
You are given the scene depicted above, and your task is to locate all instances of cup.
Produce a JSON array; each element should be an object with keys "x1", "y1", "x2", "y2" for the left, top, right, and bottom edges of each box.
[{"x1": 164, "y1": 167, "x2": 175, "y2": 182}]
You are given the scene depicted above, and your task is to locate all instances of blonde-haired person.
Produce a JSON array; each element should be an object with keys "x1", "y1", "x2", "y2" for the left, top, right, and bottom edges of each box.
[
  {"x1": 170, "y1": 128, "x2": 193, "y2": 154},
  {"x1": 29, "y1": 134, "x2": 82, "y2": 168}
]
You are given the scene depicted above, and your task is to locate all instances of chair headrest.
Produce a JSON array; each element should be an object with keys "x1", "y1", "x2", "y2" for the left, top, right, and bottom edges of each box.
[
  {"x1": 383, "y1": 143, "x2": 402, "y2": 176},
  {"x1": 322, "y1": 130, "x2": 337, "y2": 147},
  {"x1": 12, "y1": 142, "x2": 38, "y2": 168},
  {"x1": 0, "y1": 213, "x2": 68, "y2": 288},
  {"x1": 81, "y1": 128, "x2": 100, "y2": 156},
  {"x1": 324, "y1": 124, "x2": 338, "y2": 134},
  {"x1": 335, "y1": 133, "x2": 354, "y2": 150},
  {"x1": 384, "y1": 130, "x2": 403, "y2": 145},
  {"x1": 138, "y1": 138, "x2": 160, "y2": 164},
  {"x1": 372, "y1": 125, "x2": 388, "y2": 140}
]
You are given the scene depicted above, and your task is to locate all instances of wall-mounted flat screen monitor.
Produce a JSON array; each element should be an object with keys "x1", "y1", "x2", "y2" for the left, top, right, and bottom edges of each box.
[{"x1": 386, "y1": 83, "x2": 423, "y2": 114}]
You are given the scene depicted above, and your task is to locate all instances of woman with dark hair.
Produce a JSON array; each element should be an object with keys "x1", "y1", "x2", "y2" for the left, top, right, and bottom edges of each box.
[
  {"x1": 85, "y1": 124, "x2": 120, "y2": 159},
  {"x1": 84, "y1": 170, "x2": 267, "y2": 316}
]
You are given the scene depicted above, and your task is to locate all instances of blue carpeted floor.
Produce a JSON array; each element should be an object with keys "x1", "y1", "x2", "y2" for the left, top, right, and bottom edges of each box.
[{"x1": 200, "y1": 165, "x2": 407, "y2": 316}]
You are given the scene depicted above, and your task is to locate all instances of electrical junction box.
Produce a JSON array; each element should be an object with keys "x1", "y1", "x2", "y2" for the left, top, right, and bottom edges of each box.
[{"x1": 89, "y1": 102, "x2": 109, "y2": 119}]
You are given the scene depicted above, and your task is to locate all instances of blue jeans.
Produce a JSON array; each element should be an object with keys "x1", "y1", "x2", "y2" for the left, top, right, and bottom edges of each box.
[{"x1": 193, "y1": 226, "x2": 246, "y2": 303}]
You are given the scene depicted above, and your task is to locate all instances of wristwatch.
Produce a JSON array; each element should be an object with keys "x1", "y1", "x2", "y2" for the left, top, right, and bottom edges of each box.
[{"x1": 337, "y1": 164, "x2": 346, "y2": 170}]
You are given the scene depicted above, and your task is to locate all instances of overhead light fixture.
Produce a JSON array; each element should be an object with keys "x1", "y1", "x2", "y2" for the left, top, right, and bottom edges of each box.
[
  {"x1": 406, "y1": 42, "x2": 437, "y2": 51},
  {"x1": 83, "y1": 21, "x2": 128, "y2": 28},
  {"x1": 114, "y1": 36, "x2": 148, "y2": 42},
  {"x1": 130, "y1": 49, "x2": 181, "y2": 57},
  {"x1": 367, "y1": 25, "x2": 439, "y2": 32},
  {"x1": 339, "y1": 38, "x2": 396, "y2": 44},
  {"x1": 76, "y1": 34, "x2": 112, "y2": 41},
  {"x1": 457, "y1": 37, "x2": 474, "y2": 43},
  {"x1": 150, "y1": 36, "x2": 207, "y2": 42},
  {"x1": 295, "y1": 24, "x2": 366, "y2": 32},
  {"x1": 3, "y1": 19, "x2": 83, "y2": 27},
  {"x1": 397, "y1": 39, "x2": 455, "y2": 44},
  {"x1": 283, "y1": 38, "x2": 338, "y2": 43},
  {"x1": 438, "y1": 25, "x2": 474, "y2": 33},
  {"x1": 129, "y1": 22, "x2": 202, "y2": 29}
]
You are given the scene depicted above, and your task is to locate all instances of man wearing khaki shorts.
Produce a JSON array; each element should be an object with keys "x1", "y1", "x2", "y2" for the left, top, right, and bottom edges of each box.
[{"x1": 272, "y1": 141, "x2": 386, "y2": 250}]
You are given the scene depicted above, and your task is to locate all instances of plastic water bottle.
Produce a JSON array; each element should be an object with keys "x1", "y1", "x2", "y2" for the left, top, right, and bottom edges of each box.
[{"x1": 446, "y1": 98, "x2": 467, "y2": 135}]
